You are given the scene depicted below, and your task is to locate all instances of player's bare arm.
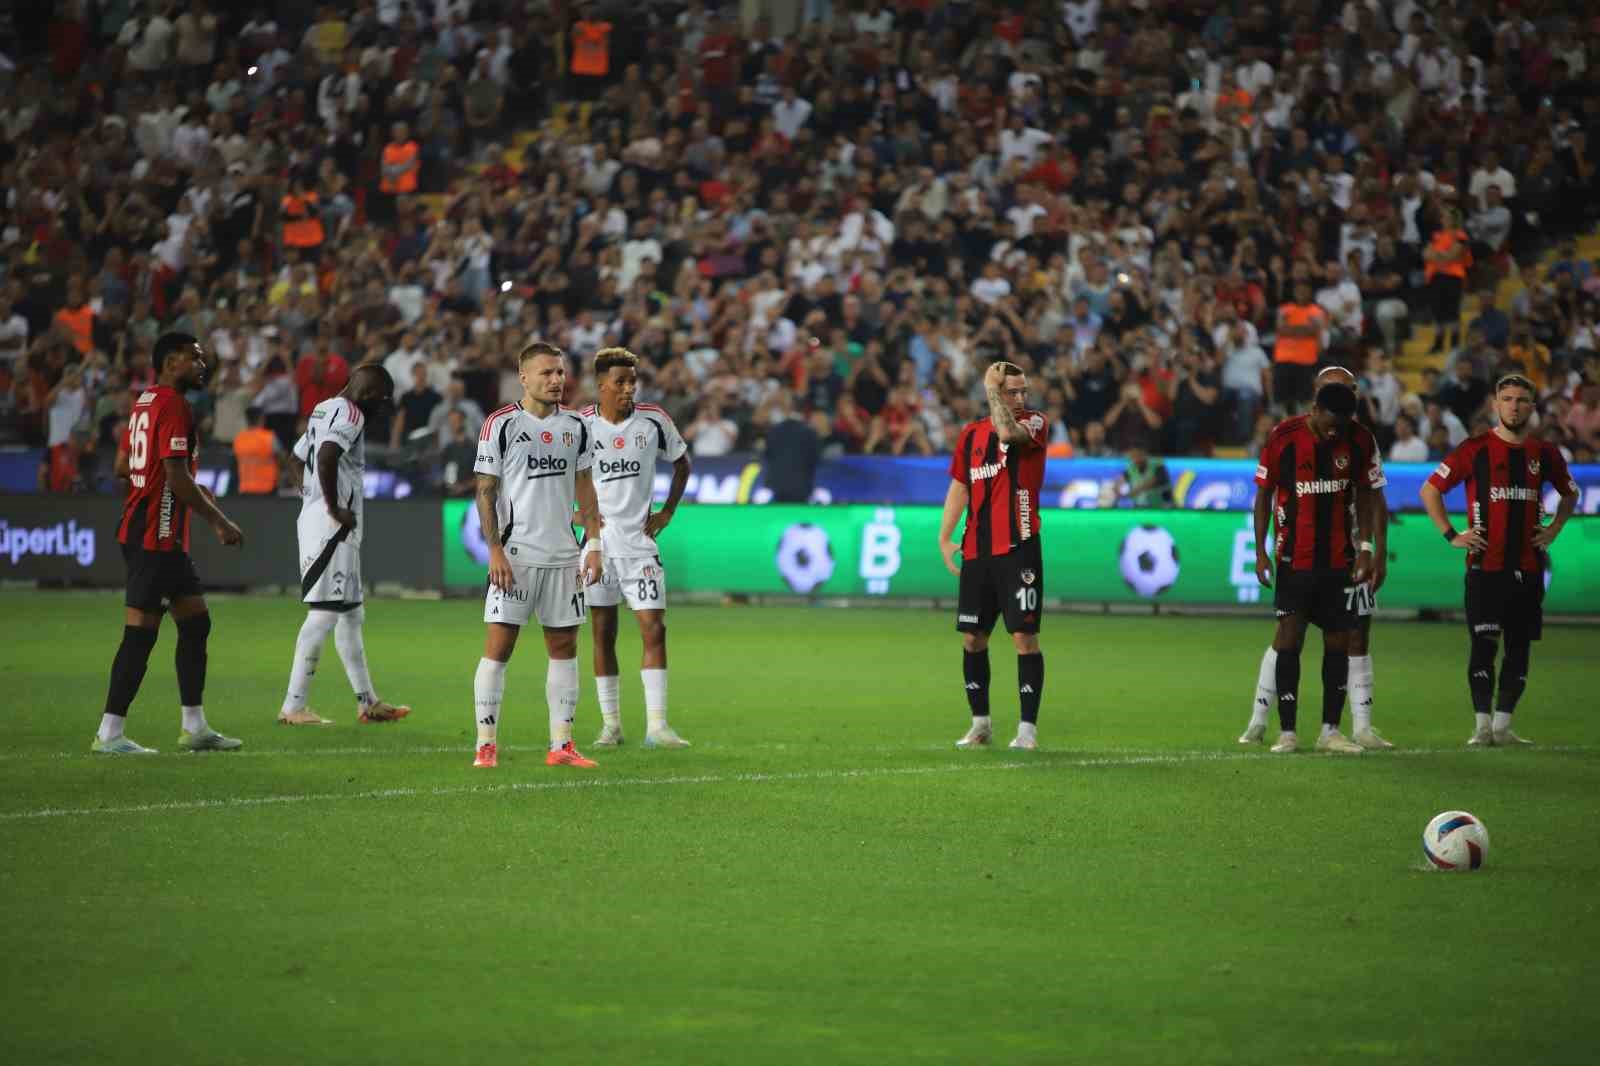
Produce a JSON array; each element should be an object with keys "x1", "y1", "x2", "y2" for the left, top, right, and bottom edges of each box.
[
  {"x1": 1532, "y1": 485, "x2": 1578, "y2": 550},
  {"x1": 645, "y1": 453, "x2": 692, "y2": 539},
  {"x1": 984, "y1": 362, "x2": 1033, "y2": 445},
  {"x1": 476, "y1": 472, "x2": 515, "y2": 592},
  {"x1": 1351, "y1": 481, "x2": 1376, "y2": 585},
  {"x1": 938, "y1": 479, "x2": 969, "y2": 577},
  {"x1": 1371, "y1": 494, "x2": 1390, "y2": 590},
  {"x1": 1252, "y1": 484, "x2": 1274, "y2": 587},
  {"x1": 163, "y1": 456, "x2": 243, "y2": 546},
  {"x1": 575, "y1": 468, "x2": 605, "y2": 587},
  {"x1": 318, "y1": 440, "x2": 356, "y2": 529},
  {"x1": 1420, "y1": 482, "x2": 1488, "y2": 551}
]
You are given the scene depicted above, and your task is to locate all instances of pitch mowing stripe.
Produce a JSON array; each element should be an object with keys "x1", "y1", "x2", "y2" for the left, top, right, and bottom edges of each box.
[{"x1": 1, "y1": 745, "x2": 1594, "y2": 822}]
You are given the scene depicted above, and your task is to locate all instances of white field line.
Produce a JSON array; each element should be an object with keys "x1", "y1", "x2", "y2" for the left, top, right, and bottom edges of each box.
[{"x1": 1, "y1": 745, "x2": 1593, "y2": 823}]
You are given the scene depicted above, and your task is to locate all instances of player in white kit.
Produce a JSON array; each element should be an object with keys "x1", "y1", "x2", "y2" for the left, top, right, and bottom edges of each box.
[
  {"x1": 471, "y1": 341, "x2": 605, "y2": 769},
  {"x1": 277, "y1": 364, "x2": 412, "y2": 725},
  {"x1": 579, "y1": 348, "x2": 693, "y2": 748}
]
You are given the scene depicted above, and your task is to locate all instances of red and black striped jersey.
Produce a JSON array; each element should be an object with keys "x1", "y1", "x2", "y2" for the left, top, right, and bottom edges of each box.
[
  {"x1": 949, "y1": 411, "x2": 1048, "y2": 560},
  {"x1": 118, "y1": 385, "x2": 196, "y2": 552},
  {"x1": 1255, "y1": 415, "x2": 1385, "y2": 574},
  {"x1": 1426, "y1": 432, "x2": 1577, "y2": 572}
]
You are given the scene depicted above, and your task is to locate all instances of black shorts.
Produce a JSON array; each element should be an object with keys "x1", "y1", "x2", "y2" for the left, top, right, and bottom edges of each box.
[
  {"x1": 1273, "y1": 570, "x2": 1356, "y2": 632},
  {"x1": 956, "y1": 541, "x2": 1043, "y2": 636},
  {"x1": 122, "y1": 542, "x2": 204, "y2": 612},
  {"x1": 1466, "y1": 568, "x2": 1544, "y2": 642}
]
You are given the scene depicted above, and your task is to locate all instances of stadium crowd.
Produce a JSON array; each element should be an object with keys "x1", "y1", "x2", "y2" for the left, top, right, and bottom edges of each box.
[{"x1": 3, "y1": 0, "x2": 1600, "y2": 497}]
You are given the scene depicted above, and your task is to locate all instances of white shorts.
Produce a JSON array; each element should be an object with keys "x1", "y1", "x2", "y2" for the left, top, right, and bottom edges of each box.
[
  {"x1": 585, "y1": 554, "x2": 668, "y2": 611},
  {"x1": 484, "y1": 563, "x2": 587, "y2": 628},
  {"x1": 298, "y1": 515, "x2": 362, "y2": 605}
]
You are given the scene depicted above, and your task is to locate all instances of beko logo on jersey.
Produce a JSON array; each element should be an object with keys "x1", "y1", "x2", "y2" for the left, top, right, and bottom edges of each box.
[
  {"x1": 598, "y1": 457, "x2": 642, "y2": 478},
  {"x1": 1490, "y1": 487, "x2": 1540, "y2": 502},
  {"x1": 1, "y1": 520, "x2": 96, "y2": 567},
  {"x1": 1294, "y1": 478, "x2": 1350, "y2": 496},
  {"x1": 527, "y1": 454, "x2": 568, "y2": 478},
  {"x1": 970, "y1": 462, "x2": 1003, "y2": 481}
]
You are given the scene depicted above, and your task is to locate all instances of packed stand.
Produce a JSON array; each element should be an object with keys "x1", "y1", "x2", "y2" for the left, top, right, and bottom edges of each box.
[{"x1": 3, "y1": 0, "x2": 1600, "y2": 498}]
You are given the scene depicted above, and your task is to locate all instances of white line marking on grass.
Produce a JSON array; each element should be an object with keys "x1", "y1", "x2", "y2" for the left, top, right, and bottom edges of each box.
[{"x1": 1, "y1": 745, "x2": 1594, "y2": 823}]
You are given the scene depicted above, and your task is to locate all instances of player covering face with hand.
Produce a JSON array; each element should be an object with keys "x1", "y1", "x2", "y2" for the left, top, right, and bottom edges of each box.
[
  {"x1": 471, "y1": 342, "x2": 605, "y2": 769},
  {"x1": 939, "y1": 361, "x2": 1049, "y2": 750},
  {"x1": 1239, "y1": 366, "x2": 1394, "y2": 750},
  {"x1": 276, "y1": 364, "x2": 412, "y2": 726},
  {"x1": 579, "y1": 348, "x2": 693, "y2": 748}
]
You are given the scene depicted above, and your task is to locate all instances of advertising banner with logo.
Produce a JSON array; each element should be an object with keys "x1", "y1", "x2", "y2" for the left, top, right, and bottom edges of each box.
[
  {"x1": 440, "y1": 501, "x2": 1600, "y2": 613},
  {"x1": 625, "y1": 455, "x2": 1600, "y2": 515}
]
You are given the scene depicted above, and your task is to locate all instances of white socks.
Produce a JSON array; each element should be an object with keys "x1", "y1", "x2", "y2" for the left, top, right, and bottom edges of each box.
[
  {"x1": 596, "y1": 675, "x2": 621, "y2": 728},
  {"x1": 1348, "y1": 654, "x2": 1374, "y2": 732},
  {"x1": 547, "y1": 657, "x2": 579, "y2": 749},
  {"x1": 97, "y1": 713, "x2": 125, "y2": 742},
  {"x1": 282, "y1": 610, "x2": 338, "y2": 713},
  {"x1": 1016, "y1": 721, "x2": 1037, "y2": 743},
  {"x1": 641, "y1": 668, "x2": 668, "y2": 732},
  {"x1": 333, "y1": 606, "x2": 376, "y2": 708},
  {"x1": 1249, "y1": 647, "x2": 1277, "y2": 729},
  {"x1": 1320, "y1": 722, "x2": 1337, "y2": 739},
  {"x1": 1475, "y1": 711, "x2": 1491, "y2": 732},
  {"x1": 181, "y1": 705, "x2": 207, "y2": 733},
  {"x1": 1492, "y1": 711, "x2": 1513, "y2": 733},
  {"x1": 474, "y1": 658, "x2": 506, "y2": 746}
]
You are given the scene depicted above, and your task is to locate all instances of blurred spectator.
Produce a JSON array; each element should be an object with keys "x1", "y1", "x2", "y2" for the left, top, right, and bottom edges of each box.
[
  {"x1": 1389, "y1": 415, "x2": 1429, "y2": 463},
  {"x1": 437, "y1": 408, "x2": 478, "y2": 496},
  {"x1": 1116, "y1": 443, "x2": 1173, "y2": 509},
  {"x1": 233, "y1": 407, "x2": 285, "y2": 495},
  {"x1": 1272, "y1": 281, "x2": 1324, "y2": 413},
  {"x1": 686, "y1": 398, "x2": 738, "y2": 458},
  {"x1": 759, "y1": 391, "x2": 821, "y2": 504},
  {"x1": 392, "y1": 361, "x2": 443, "y2": 447}
]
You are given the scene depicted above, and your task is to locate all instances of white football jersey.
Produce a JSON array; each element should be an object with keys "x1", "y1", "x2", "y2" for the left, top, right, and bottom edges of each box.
[
  {"x1": 475, "y1": 403, "x2": 593, "y2": 566},
  {"x1": 294, "y1": 397, "x2": 366, "y2": 542},
  {"x1": 581, "y1": 403, "x2": 687, "y2": 558}
]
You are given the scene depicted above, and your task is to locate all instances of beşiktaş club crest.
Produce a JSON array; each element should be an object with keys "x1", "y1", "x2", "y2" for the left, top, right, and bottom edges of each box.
[
  {"x1": 562, "y1": 431, "x2": 574, "y2": 447},
  {"x1": 634, "y1": 433, "x2": 648, "y2": 449},
  {"x1": 1529, "y1": 457, "x2": 1541, "y2": 477},
  {"x1": 642, "y1": 564, "x2": 657, "y2": 578},
  {"x1": 1334, "y1": 453, "x2": 1349, "y2": 471},
  {"x1": 1020, "y1": 569, "x2": 1036, "y2": 585}
]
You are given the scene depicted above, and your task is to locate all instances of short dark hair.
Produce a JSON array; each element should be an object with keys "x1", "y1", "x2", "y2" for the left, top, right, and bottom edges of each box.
[
  {"x1": 1495, "y1": 373, "x2": 1536, "y2": 396},
  {"x1": 152, "y1": 332, "x2": 198, "y2": 373},
  {"x1": 351, "y1": 363, "x2": 393, "y2": 392},
  {"x1": 593, "y1": 346, "x2": 638, "y2": 378},
  {"x1": 1315, "y1": 382, "x2": 1358, "y2": 415},
  {"x1": 519, "y1": 340, "x2": 565, "y2": 365}
]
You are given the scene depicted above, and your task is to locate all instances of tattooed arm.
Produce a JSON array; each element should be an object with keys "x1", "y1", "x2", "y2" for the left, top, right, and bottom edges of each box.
[{"x1": 477, "y1": 473, "x2": 515, "y2": 592}]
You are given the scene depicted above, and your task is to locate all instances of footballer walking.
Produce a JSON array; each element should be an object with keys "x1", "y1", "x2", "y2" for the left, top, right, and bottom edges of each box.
[
  {"x1": 93, "y1": 333, "x2": 245, "y2": 754},
  {"x1": 1251, "y1": 379, "x2": 1385, "y2": 754},
  {"x1": 471, "y1": 342, "x2": 605, "y2": 769},
  {"x1": 939, "y1": 361, "x2": 1049, "y2": 750},
  {"x1": 1421, "y1": 374, "x2": 1578, "y2": 746},
  {"x1": 579, "y1": 348, "x2": 694, "y2": 748},
  {"x1": 276, "y1": 365, "x2": 412, "y2": 726}
]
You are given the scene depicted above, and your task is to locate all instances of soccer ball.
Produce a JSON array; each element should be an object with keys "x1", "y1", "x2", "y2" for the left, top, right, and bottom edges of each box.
[
  {"x1": 1118, "y1": 524, "x2": 1181, "y2": 598},
  {"x1": 1422, "y1": 810, "x2": 1490, "y2": 871},
  {"x1": 775, "y1": 522, "x2": 835, "y2": 594}
]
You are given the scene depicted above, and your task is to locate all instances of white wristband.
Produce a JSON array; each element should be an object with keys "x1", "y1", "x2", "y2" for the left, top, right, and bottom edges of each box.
[
  {"x1": 582, "y1": 538, "x2": 602, "y2": 556},
  {"x1": 1358, "y1": 540, "x2": 1375, "y2": 553}
]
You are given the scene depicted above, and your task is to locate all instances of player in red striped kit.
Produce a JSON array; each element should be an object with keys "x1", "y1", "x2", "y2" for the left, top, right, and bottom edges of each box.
[
  {"x1": 93, "y1": 333, "x2": 246, "y2": 754},
  {"x1": 1421, "y1": 374, "x2": 1579, "y2": 746},
  {"x1": 939, "y1": 361, "x2": 1049, "y2": 750},
  {"x1": 1252, "y1": 379, "x2": 1384, "y2": 754}
]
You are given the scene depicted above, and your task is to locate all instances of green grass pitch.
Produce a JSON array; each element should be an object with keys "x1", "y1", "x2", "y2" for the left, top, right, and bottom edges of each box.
[{"x1": 2, "y1": 589, "x2": 1597, "y2": 1066}]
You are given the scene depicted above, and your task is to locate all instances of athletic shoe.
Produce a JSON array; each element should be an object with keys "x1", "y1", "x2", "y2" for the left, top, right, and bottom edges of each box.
[
  {"x1": 1237, "y1": 722, "x2": 1266, "y2": 745},
  {"x1": 1269, "y1": 731, "x2": 1298, "y2": 754},
  {"x1": 956, "y1": 722, "x2": 992, "y2": 749},
  {"x1": 546, "y1": 742, "x2": 598, "y2": 768},
  {"x1": 178, "y1": 728, "x2": 243, "y2": 752},
  {"x1": 593, "y1": 724, "x2": 626, "y2": 747},
  {"x1": 1007, "y1": 734, "x2": 1038, "y2": 751},
  {"x1": 1493, "y1": 729, "x2": 1534, "y2": 746},
  {"x1": 1352, "y1": 727, "x2": 1395, "y2": 750},
  {"x1": 358, "y1": 701, "x2": 411, "y2": 724},
  {"x1": 90, "y1": 735, "x2": 158, "y2": 755},
  {"x1": 1315, "y1": 730, "x2": 1363, "y2": 754},
  {"x1": 643, "y1": 727, "x2": 690, "y2": 749},
  {"x1": 1467, "y1": 728, "x2": 1494, "y2": 747},
  {"x1": 277, "y1": 708, "x2": 333, "y2": 726},
  {"x1": 473, "y1": 742, "x2": 497, "y2": 768}
]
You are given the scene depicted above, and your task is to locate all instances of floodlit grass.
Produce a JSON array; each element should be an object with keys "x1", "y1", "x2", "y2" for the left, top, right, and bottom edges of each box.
[{"x1": 2, "y1": 590, "x2": 1596, "y2": 1065}]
